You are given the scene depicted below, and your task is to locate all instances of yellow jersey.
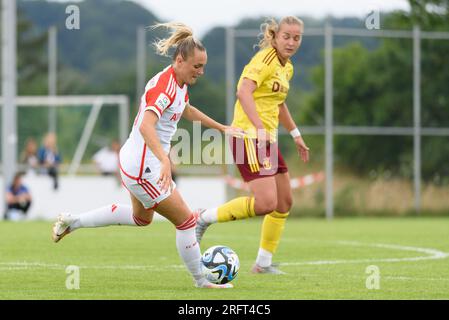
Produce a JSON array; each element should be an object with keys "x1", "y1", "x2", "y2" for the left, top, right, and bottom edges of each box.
[{"x1": 232, "y1": 46, "x2": 294, "y2": 140}]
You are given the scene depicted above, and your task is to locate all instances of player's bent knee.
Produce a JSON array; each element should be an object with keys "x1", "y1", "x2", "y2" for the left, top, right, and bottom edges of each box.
[
  {"x1": 131, "y1": 205, "x2": 155, "y2": 226},
  {"x1": 132, "y1": 214, "x2": 152, "y2": 226},
  {"x1": 254, "y1": 198, "x2": 277, "y2": 215},
  {"x1": 277, "y1": 197, "x2": 293, "y2": 213}
]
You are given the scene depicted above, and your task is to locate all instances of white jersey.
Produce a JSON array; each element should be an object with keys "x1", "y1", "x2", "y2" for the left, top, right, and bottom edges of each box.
[
  {"x1": 120, "y1": 65, "x2": 188, "y2": 180},
  {"x1": 93, "y1": 147, "x2": 118, "y2": 173}
]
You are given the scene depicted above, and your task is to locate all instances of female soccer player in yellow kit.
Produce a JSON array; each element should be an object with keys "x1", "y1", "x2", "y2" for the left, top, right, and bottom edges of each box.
[{"x1": 196, "y1": 16, "x2": 310, "y2": 274}]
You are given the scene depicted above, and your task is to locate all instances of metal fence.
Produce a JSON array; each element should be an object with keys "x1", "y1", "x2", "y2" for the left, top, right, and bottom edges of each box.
[
  {"x1": 225, "y1": 24, "x2": 449, "y2": 219},
  {"x1": 3, "y1": 20, "x2": 448, "y2": 220}
]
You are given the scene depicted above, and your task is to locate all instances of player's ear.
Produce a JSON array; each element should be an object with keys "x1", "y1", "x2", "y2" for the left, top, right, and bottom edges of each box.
[{"x1": 175, "y1": 54, "x2": 184, "y2": 65}]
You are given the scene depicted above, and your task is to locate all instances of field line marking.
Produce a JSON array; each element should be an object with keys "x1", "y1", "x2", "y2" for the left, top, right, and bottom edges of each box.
[
  {"x1": 0, "y1": 261, "x2": 182, "y2": 271},
  {"x1": 281, "y1": 240, "x2": 449, "y2": 266},
  {"x1": 1, "y1": 241, "x2": 447, "y2": 271}
]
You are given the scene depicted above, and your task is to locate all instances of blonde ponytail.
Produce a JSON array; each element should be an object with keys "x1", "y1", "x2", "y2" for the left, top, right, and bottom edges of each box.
[
  {"x1": 257, "y1": 18, "x2": 278, "y2": 50},
  {"x1": 257, "y1": 16, "x2": 304, "y2": 50},
  {"x1": 150, "y1": 22, "x2": 205, "y2": 60}
]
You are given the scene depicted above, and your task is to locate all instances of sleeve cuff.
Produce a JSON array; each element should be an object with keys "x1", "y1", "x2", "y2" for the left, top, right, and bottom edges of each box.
[{"x1": 145, "y1": 106, "x2": 162, "y2": 119}]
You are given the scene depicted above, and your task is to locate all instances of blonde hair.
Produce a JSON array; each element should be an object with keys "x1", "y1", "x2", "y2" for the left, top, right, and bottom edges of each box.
[
  {"x1": 43, "y1": 132, "x2": 57, "y2": 150},
  {"x1": 150, "y1": 22, "x2": 205, "y2": 60},
  {"x1": 257, "y1": 16, "x2": 304, "y2": 49}
]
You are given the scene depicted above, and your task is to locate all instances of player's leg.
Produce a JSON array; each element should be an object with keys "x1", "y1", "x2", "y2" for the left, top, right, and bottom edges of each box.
[
  {"x1": 195, "y1": 137, "x2": 277, "y2": 242},
  {"x1": 274, "y1": 171, "x2": 293, "y2": 214},
  {"x1": 76, "y1": 193, "x2": 153, "y2": 228},
  {"x1": 52, "y1": 175, "x2": 154, "y2": 242},
  {"x1": 253, "y1": 171, "x2": 291, "y2": 274},
  {"x1": 52, "y1": 195, "x2": 154, "y2": 243},
  {"x1": 194, "y1": 176, "x2": 269, "y2": 238},
  {"x1": 253, "y1": 147, "x2": 291, "y2": 274},
  {"x1": 249, "y1": 176, "x2": 279, "y2": 215},
  {"x1": 195, "y1": 176, "x2": 276, "y2": 243},
  {"x1": 156, "y1": 188, "x2": 232, "y2": 289}
]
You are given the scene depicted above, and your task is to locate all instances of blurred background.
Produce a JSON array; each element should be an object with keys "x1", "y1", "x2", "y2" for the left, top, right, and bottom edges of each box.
[{"x1": 1, "y1": 0, "x2": 448, "y2": 220}]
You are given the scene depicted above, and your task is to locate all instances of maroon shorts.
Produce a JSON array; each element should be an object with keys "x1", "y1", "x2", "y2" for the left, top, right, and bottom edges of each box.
[{"x1": 230, "y1": 136, "x2": 288, "y2": 182}]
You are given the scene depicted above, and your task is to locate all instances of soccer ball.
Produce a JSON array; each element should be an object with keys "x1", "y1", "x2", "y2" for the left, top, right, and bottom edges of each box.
[{"x1": 200, "y1": 245, "x2": 240, "y2": 284}]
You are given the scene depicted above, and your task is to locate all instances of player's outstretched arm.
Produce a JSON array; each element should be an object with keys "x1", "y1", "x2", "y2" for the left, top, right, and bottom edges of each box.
[
  {"x1": 182, "y1": 103, "x2": 244, "y2": 137},
  {"x1": 182, "y1": 102, "x2": 226, "y2": 131}
]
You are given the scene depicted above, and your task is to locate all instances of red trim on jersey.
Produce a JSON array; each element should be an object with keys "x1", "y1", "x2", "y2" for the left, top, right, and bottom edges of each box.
[
  {"x1": 167, "y1": 75, "x2": 176, "y2": 98},
  {"x1": 134, "y1": 103, "x2": 143, "y2": 127},
  {"x1": 138, "y1": 144, "x2": 146, "y2": 179},
  {"x1": 170, "y1": 66, "x2": 182, "y2": 89},
  {"x1": 144, "y1": 67, "x2": 177, "y2": 117},
  {"x1": 148, "y1": 105, "x2": 162, "y2": 117},
  {"x1": 146, "y1": 107, "x2": 162, "y2": 119}
]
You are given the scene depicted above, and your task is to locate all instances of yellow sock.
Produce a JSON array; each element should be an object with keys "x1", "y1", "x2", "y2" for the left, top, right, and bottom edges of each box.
[
  {"x1": 259, "y1": 211, "x2": 289, "y2": 254},
  {"x1": 217, "y1": 197, "x2": 255, "y2": 222}
]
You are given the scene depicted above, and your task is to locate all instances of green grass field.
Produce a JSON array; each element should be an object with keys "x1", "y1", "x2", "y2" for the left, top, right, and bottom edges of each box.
[{"x1": 1, "y1": 217, "x2": 448, "y2": 299}]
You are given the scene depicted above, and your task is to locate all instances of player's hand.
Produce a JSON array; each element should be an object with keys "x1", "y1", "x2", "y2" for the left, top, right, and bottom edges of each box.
[
  {"x1": 294, "y1": 136, "x2": 310, "y2": 163},
  {"x1": 158, "y1": 157, "x2": 172, "y2": 193},
  {"x1": 223, "y1": 126, "x2": 246, "y2": 138}
]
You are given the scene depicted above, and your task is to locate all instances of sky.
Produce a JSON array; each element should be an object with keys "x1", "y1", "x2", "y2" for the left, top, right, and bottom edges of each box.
[{"x1": 131, "y1": 0, "x2": 410, "y2": 36}]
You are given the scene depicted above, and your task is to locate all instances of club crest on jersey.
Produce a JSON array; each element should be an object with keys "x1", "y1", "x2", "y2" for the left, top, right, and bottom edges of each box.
[
  {"x1": 155, "y1": 93, "x2": 170, "y2": 110},
  {"x1": 262, "y1": 158, "x2": 272, "y2": 170}
]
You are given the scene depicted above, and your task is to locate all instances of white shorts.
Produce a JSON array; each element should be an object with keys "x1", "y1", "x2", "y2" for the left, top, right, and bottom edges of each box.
[{"x1": 120, "y1": 163, "x2": 176, "y2": 210}]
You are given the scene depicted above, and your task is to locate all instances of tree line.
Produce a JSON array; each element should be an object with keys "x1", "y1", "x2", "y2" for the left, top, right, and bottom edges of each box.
[{"x1": 6, "y1": 0, "x2": 449, "y2": 183}]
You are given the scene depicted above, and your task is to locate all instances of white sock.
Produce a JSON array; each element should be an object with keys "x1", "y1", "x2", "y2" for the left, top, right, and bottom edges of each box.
[
  {"x1": 200, "y1": 208, "x2": 218, "y2": 224},
  {"x1": 256, "y1": 248, "x2": 273, "y2": 268},
  {"x1": 70, "y1": 204, "x2": 150, "y2": 230},
  {"x1": 176, "y1": 216, "x2": 205, "y2": 284}
]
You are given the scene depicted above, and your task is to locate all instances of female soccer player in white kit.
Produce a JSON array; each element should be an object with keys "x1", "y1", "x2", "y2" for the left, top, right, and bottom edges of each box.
[{"x1": 52, "y1": 22, "x2": 240, "y2": 289}]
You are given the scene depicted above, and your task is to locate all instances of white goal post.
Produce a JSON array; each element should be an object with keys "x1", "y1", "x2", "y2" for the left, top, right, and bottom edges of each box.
[{"x1": 0, "y1": 95, "x2": 129, "y2": 175}]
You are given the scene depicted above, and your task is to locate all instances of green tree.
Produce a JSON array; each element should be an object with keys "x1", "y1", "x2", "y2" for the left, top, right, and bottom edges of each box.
[
  {"x1": 14, "y1": 9, "x2": 50, "y2": 157},
  {"x1": 305, "y1": 3, "x2": 449, "y2": 182}
]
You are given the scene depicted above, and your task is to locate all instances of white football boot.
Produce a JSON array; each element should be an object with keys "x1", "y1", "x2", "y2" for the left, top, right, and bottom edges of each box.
[
  {"x1": 251, "y1": 263, "x2": 286, "y2": 275},
  {"x1": 194, "y1": 208, "x2": 211, "y2": 244},
  {"x1": 52, "y1": 212, "x2": 76, "y2": 243}
]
